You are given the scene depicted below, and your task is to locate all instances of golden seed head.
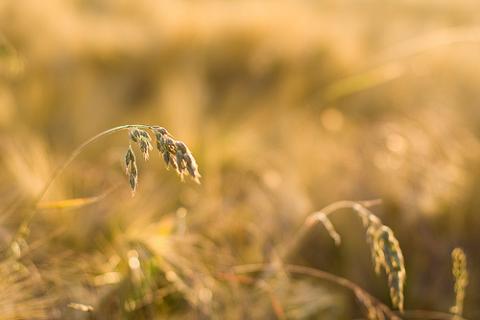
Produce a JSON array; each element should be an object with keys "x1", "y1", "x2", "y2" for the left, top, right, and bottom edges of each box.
[
  {"x1": 124, "y1": 125, "x2": 201, "y2": 194},
  {"x1": 451, "y1": 247, "x2": 468, "y2": 318},
  {"x1": 350, "y1": 203, "x2": 406, "y2": 312},
  {"x1": 371, "y1": 225, "x2": 406, "y2": 312}
]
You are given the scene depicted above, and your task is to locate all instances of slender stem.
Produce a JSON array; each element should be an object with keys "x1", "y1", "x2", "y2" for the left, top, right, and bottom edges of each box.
[
  {"x1": 233, "y1": 263, "x2": 464, "y2": 320},
  {"x1": 233, "y1": 263, "x2": 399, "y2": 319},
  {"x1": 34, "y1": 124, "x2": 151, "y2": 205},
  {"x1": 18, "y1": 124, "x2": 153, "y2": 235}
]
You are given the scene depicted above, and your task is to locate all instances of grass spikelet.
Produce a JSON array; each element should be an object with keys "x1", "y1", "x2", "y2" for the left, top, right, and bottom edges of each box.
[
  {"x1": 125, "y1": 145, "x2": 135, "y2": 175},
  {"x1": 129, "y1": 128, "x2": 153, "y2": 160},
  {"x1": 125, "y1": 145, "x2": 138, "y2": 195},
  {"x1": 451, "y1": 247, "x2": 468, "y2": 319},
  {"x1": 175, "y1": 141, "x2": 201, "y2": 183}
]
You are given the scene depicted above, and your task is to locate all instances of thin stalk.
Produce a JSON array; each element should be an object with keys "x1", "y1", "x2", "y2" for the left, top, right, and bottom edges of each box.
[
  {"x1": 18, "y1": 124, "x2": 153, "y2": 237},
  {"x1": 35, "y1": 124, "x2": 151, "y2": 205},
  {"x1": 233, "y1": 263, "x2": 465, "y2": 320},
  {"x1": 233, "y1": 263, "x2": 399, "y2": 319}
]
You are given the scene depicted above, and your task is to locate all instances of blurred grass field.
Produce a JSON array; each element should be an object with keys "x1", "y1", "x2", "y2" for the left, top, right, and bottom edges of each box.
[{"x1": 0, "y1": 0, "x2": 479, "y2": 319}]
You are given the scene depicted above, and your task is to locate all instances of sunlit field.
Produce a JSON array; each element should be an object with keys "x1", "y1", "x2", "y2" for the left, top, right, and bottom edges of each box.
[{"x1": 0, "y1": 1, "x2": 479, "y2": 319}]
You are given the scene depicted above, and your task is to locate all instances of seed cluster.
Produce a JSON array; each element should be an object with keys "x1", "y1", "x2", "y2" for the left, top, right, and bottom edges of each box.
[
  {"x1": 356, "y1": 204, "x2": 406, "y2": 312},
  {"x1": 152, "y1": 127, "x2": 201, "y2": 183},
  {"x1": 124, "y1": 126, "x2": 201, "y2": 195},
  {"x1": 129, "y1": 128, "x2": 154, "y2": 160},
  {"x1": 370, "y1": 226, "x2": 405, "y2": 312},
  {"x1": 451, "y1": 247, "x2": 468, "y2": 319}
]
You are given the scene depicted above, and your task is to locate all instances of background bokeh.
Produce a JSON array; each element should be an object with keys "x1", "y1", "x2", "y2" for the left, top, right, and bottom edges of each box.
[{"x1": 0, "y1": 0, "x2": 479, "y2": 319}]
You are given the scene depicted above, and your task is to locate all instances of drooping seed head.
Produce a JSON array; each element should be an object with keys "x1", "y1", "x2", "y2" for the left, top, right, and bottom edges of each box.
[
  {"x1": 372, "y1": 226, "x2": 405, "y2": 311},
  {"x1": 311, "y1": 202, "x2": 406, "y2": 318},
  {"x1": 124, "y1": 125, "x2": 201, "y2": 193},
  {"x1": 451, "y1": 248, "x2": 468, "y2": 318},
  {"x1": 351, "y1": 203, "x2": 406, "y2": 312}
]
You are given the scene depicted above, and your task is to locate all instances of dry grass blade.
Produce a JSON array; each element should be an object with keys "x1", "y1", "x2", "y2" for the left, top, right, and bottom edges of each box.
[{"x1": 37, "y1": 185, "x2": 119, "y2": 211}]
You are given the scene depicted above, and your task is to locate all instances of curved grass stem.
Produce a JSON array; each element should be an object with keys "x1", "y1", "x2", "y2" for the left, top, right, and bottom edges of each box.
[{"x1": 17, "y1": 124, "x2": 153, "y2": 240}]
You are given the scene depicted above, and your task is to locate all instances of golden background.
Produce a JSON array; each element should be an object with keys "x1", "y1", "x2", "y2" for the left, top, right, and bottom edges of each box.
[{"x1": 0, "y1": 0, "x2": 479, "y2": 319}]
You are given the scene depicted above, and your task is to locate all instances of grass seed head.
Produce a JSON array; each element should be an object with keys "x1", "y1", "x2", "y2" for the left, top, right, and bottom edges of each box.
[
  {"x1": 371, "y1": 226, "x2": 405, "y2": 312},
  {"x1": 311, "y1": 202, "x2": 407, "y2": 313},
  {"x1": 123, "y1": 125, "x2": 201, "y2": 194},
  {"x1": 350, "y1": 204, "x2": 406, "y2": 312},
  {"x1": 451, "y1": 247, "x2": 468, "y2": 318}
]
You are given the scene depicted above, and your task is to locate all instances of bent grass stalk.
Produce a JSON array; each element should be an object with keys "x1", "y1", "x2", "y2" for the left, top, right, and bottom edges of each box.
[
  {"x1": 16, "y1": 124, "x2": 201, "y2": 244},
  {"x1": 282, "y1": 200, "x2": 406, "y2": 318},
  {"x1": 35, "y1": 124, "x2": 200, "y2": 205}
]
